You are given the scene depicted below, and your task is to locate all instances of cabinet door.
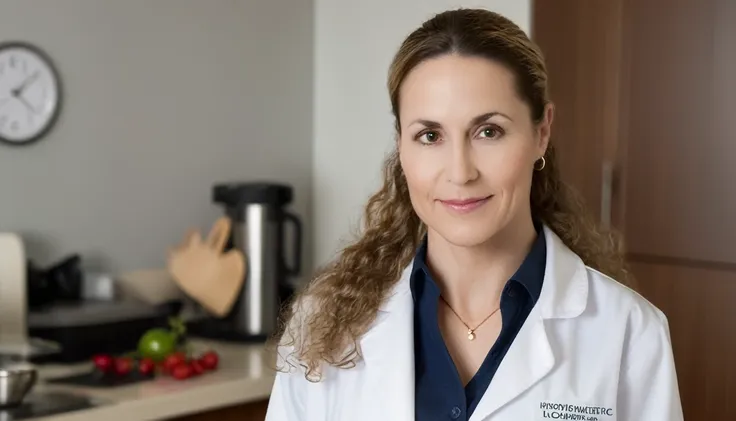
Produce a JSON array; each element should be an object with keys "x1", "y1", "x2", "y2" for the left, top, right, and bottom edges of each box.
[
  {"x1": 532, "y1": 0, "x2": 624, "y2": 223},
  {"x1": 622, "y1": 0, "x2": 736, "y2": 265},
  {"x1": 534, "y1": 1, "x2": 736, "y2": 419},
  {"x1": 620, "y1": 3, "x2": 736, "y2": 418}
]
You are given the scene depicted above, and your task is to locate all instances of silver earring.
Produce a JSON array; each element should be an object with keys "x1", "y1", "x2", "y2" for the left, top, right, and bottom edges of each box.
[{"x1": 534, "y1": 156, "x2": 546, "y2": 171}]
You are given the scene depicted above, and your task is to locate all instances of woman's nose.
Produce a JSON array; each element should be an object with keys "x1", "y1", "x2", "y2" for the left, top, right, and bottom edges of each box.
[{"x1": 446, "y1": 139, "x2": 479, "y2": 185}]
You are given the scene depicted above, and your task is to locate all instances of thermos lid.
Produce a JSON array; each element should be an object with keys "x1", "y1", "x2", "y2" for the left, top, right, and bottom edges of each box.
[{"x1": 213, "y1": 182, "x2": 293, "y2": 207}]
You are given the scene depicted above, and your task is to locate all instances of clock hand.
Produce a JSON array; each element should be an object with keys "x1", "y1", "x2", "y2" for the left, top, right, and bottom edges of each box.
[
  {"x1": 15, "y1": 96, "x2": 38, "y2": 114},
  {"x1": 11, "y1": 70, "x2": 40, "y2": 97}
]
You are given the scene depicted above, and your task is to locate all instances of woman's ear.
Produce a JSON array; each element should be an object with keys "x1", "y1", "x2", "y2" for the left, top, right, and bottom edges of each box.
[{"x1": 536, "y1": 103, "x2": 554, "y2": 155}]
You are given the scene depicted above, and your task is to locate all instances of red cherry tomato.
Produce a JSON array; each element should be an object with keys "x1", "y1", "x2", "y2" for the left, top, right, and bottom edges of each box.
[
  {"x1": 114, "y1": 357, "x2": 133, "y2": 376},
  {"x1": 171, "y1": 363, "x2": 192, "y2": 380},
  {"x1": 190, "y1": 360, "x2": 205, "y2": 376},
  {"x1": 199, "y1": 351, "x2": 219, "y2": 370},
  {"x1": 163, "y1": 352, "x2": 186, "y2": 373},
  {"x1": 138, "y1": 358, "x2": 156, "y2": 376},
  {"x1": 92, "y1": 354, "x2": 114, "y2": 373}
]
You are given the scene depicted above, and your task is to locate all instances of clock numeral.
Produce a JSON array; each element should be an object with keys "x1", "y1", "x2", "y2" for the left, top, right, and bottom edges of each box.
[
  {"x1": 10, "y1": 120, "x2": 19, "y2": 132},
  {"x1": 0, "y1": 115, "x2": 7, "y2": 129},
  {"x1": 22, "y1": 59, "x2": 28, "y2": 74},
  {"x1": 9, "y1": 55, "x2": 17, "y2": 68}
]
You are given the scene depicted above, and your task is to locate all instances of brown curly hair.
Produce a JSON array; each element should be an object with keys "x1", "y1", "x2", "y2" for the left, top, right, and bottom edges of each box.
[{"x1": 273, "y1": 8, "x2": 631, "y2": 382}]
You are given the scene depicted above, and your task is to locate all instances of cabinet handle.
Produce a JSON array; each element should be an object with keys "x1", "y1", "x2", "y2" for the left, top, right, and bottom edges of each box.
[
  {"x1": 601, "y1": 161, "x2": 613, "y2": 228},
  {"x1": 600, "y1": 161, "x2": 614, "y2": 228}
]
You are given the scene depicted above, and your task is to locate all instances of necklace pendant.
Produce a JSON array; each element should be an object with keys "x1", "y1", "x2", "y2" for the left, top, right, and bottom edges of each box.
[{"x1": 467, "y1": 329, "x2": 476, "y2": 341}]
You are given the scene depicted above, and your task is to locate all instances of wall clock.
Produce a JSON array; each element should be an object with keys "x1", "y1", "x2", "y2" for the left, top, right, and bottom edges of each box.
[{"x1": 0, "y1": 41, "x2": 62, "y2": 146}]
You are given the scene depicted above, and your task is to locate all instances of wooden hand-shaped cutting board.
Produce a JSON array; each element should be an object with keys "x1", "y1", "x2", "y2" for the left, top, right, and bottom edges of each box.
[{"x1": 167, "y1": 217, "x2": 245, "y2": 317}]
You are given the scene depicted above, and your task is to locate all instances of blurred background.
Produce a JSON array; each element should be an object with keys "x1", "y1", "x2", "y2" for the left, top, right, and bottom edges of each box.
[{"x1": 0, "y1": 0, "x2": 731, "y2": 420}]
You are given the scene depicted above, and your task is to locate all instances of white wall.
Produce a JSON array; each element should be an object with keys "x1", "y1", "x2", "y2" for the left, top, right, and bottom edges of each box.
[
  {"x1": 312, "y1": 0, "x2": 532, "y2": 267},
  {"x1": 0, "y1": 0, "x2": 314, "y2": 275},
  {"x1": 0, "y1": 0, "x2": 530, "y2": 280}
]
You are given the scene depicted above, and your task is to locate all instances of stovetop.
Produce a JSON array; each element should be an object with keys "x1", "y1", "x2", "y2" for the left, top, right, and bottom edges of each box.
[{"x1": 0, "y1": 391, "x2": 99, "y2": 420}]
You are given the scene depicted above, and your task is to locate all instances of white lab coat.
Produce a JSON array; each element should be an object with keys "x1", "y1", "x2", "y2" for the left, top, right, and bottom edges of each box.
[{"x1": 265, "y1": 226, "x2": 684, "y2": 421}]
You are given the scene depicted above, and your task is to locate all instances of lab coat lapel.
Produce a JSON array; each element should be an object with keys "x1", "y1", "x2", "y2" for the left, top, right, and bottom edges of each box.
[
  {"x1": 472, "y1": 306, "x2": 554, "y2": 419},
  {"x1": 471, "y1": 226, "x2": 589, "y2": 420},
  {"x1": 357, "y1": 263, "x2": 415, "y2": 420}
]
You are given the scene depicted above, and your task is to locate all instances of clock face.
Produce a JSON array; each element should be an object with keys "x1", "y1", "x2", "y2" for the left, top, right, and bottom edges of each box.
[{"x1": 0, "y1": 42, "x2": 61, "y2": 145}]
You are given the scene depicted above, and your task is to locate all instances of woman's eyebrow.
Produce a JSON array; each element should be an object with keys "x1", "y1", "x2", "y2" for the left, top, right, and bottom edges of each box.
[
  {"x1": 408, "y1": 111, "x2": 513, "y2": 129},
  {"x1": 469, "y1": 111, "x2": 513, "y2": 124}
]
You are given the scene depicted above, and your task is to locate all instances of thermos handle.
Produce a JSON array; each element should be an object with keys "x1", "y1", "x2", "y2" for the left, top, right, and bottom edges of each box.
[{"x1": 283, "y1": 211, "x2": 302, "y2": 276}]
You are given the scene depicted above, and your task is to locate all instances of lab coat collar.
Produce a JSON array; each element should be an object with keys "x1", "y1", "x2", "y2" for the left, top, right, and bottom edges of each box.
[
  {"x1": 363, "y1": 224, "x2": 589, "y2": 420},
  {"x1": 538, "y1": 224, "x2": 589, "y2": 319},
  {"x1": 379, "y1": 224, "x2": 589, "y2": 319}
]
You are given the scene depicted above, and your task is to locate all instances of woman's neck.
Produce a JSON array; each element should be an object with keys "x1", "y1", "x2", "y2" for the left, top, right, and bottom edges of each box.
[{"x1": 425, "y1": 216, "x2": 538, "y2": 316}]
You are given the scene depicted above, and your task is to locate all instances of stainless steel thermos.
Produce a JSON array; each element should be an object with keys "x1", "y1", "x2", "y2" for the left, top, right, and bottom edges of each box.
[{"x1": 211, "y1": 182, "x2": 302, "y2": 340}]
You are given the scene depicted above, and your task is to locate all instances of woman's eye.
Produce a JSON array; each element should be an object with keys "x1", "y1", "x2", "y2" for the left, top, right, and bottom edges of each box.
[
  {"x1": 479, "y1": 126, "x2": 503, "y2": 139},
  {"x1": 417, "y1": 131, "x2": 440, "y2": 144}
]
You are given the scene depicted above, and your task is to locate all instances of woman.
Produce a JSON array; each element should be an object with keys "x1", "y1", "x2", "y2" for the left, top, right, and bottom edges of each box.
[{"x1": 266, "y1": 8, "x2": 683, "y2": 421}]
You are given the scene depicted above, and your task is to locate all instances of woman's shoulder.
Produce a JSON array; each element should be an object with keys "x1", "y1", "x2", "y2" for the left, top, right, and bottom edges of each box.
[{"x1": 583, "y1": 266, "x2": 670, "y2": 334}]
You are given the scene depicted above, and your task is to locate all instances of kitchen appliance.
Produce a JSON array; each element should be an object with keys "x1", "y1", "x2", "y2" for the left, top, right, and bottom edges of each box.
[
  {"x1": 188, "y1": 182, "x2": 302, "y2": 342},
  {"x1": 27, "y1": 300, "x2": 181, "y2": 363},
  {"x1": 26, "y1": 254, "x2": 86, "y2": 308},
  {"x1": 0, "y1": 364, "x2": 36, "y2": 407},
  {"x1": 0, "y1": 233, "x2": 61, "y2": 360},
  {"x1": 0, "y1": 231, "x2": 179, "y2": 363}
]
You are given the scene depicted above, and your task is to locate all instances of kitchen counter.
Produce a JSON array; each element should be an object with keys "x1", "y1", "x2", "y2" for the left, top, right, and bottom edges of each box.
[{"x1": 29, "y1": 339, "x2": 275, "y2": 421}]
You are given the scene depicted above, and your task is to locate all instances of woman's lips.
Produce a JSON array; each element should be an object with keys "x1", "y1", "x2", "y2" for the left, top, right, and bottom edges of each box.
[{"x1": 439, "y1": 196, "x2": 492, "y2": 213}]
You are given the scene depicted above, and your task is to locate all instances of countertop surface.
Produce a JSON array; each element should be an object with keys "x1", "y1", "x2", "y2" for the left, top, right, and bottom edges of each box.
[{"x1": 27, "y1": 339, "x2": 276, "y2": 421}]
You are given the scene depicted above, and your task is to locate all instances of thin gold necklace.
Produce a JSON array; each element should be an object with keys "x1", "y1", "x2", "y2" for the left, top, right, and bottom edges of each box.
[{"x1": 440, "y1": 295, "x2": 501, "y2": 341}]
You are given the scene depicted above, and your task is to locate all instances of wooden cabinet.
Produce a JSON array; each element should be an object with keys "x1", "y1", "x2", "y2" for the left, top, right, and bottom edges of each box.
[
  {"x1": 622, "y1": 0, "x2": 736, "y2": 265},
  {"x1": 533, "y1": 1, "x2": 736, "y2": 419},
  {"x1": 169, "y1": 399, "x2": 268, "y2": 421},
  {"x1": 532, "y1": 0, "x2": 625, "y2": 226}
]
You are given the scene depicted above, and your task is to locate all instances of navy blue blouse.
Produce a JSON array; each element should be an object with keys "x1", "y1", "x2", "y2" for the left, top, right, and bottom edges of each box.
[{"x1": 411, "y1": 227, "x2": 547, "y2": 420}]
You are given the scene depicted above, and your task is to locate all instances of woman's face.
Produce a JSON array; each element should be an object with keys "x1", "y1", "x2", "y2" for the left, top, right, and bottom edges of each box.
[{"x1": 398, "y1": 54, "x2": 552, "y2": 247}]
